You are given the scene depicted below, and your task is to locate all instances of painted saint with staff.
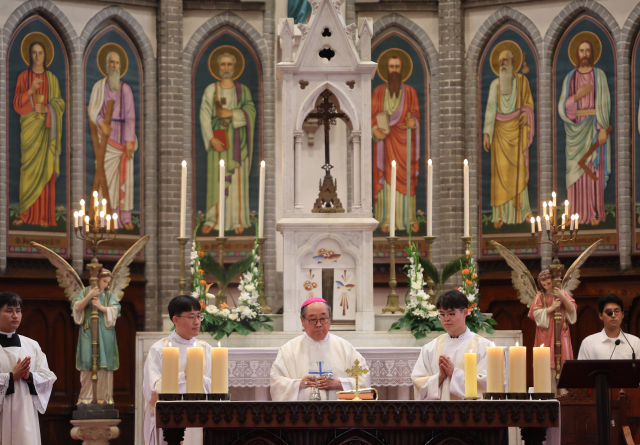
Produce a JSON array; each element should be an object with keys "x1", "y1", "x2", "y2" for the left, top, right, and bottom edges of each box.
[{"x1": 483, "y1": 40, "x2": 534, "y2": 230}]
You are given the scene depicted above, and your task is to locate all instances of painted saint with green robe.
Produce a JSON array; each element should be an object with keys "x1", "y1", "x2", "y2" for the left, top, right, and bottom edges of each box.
[{"x1": 199, "y1": 47, "x2": 256, "y2": 235}]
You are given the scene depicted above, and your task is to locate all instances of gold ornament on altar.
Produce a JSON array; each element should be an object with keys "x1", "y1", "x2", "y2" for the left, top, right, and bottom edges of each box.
[{"x1": 336, "y1": 359, "x2": 378, "y2": 401}]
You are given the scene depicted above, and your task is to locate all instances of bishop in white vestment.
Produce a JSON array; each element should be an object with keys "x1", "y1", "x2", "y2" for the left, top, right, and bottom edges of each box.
[
  {"x1": 0, "y1": 292, "x2": 56, "y2": 445},
  {"x1": 270, "y1": 297, "x2": 370, "y2": 401},
  {"x1": 143, "y1": 296, "x2": 212, "y2": 445},
  {"x1": 411, "y1": 290, "x2": 501, "y2": 400}
]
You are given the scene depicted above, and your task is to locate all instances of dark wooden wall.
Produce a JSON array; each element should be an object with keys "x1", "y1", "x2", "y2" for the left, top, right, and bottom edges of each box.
[{"x1": 1, "y1": 265, "x2": 145, "y2": 445}]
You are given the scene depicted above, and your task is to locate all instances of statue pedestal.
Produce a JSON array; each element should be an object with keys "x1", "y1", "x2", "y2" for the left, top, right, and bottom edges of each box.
[{"x1": 70, "y1": 419, "x2": 121, "y2": 445}]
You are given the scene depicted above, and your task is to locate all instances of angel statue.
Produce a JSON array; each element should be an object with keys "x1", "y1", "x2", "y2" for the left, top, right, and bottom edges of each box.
[
  {"x1": 491, "y1": 239, "x2": 602, "y2": 392},
  {"x1": 31, "y1": 235, "x2": 149, "y2": 405}
]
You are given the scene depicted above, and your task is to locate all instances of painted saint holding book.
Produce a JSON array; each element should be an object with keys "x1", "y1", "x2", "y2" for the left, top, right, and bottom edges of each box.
[{"x1": 372, "y1": 49, "x2": 421, "y2": 233}]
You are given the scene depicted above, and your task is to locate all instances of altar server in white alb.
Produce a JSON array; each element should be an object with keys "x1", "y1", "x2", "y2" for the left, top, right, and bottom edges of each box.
[
  {"x1": 0, "y1": 292, "x2": 57, "y2": 445},
  {"x1": 411, "y1": 290, "x2": 501, "y2": 400},
  {"x1": 270, "y1": 297, "x2": 370, "y2": 400},
  {"x1": 578, "y1": 294, "x2": 640, "y2": 360},
  {"x1": 143, "y1": 295, "x2": 212, "y2": 445}
]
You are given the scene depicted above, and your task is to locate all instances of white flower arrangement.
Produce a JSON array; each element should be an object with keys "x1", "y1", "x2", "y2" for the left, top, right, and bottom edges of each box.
[{"x1": 403, "y1": 242, "x2": 439, "y2": 323}]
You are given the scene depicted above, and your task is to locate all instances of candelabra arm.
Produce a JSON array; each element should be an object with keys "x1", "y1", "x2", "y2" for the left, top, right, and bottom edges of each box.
[{"x1": 176, "y1": 237, "x2": 189, "y2": 294}]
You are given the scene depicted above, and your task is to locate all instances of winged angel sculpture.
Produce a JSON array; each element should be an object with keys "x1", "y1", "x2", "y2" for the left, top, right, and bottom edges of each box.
[
  {"x1": 31, "y1": 235, "x2": 149, "y2": 404},
  {"x1": 491, "y1": 239, "x2": 602, "y2": 384}
]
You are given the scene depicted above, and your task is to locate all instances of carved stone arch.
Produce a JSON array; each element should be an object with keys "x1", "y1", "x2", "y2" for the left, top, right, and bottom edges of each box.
[
  {"x1": 464, "y1": 7, "x2": 543, "y2": 262},
  {"x1": 325, "y1": 428, "x2": 385, "y2": 445},
  {"x1": 0, "y1": 1, "x2": 79, "y2": 272},
  {"x1": 296, "y1": 81, "x2": 360, "y2": 131},
  {"x1": 227, "y1": 428, "x2": 289, "y2": 445},
  {"x1": 372, "y1": 15, "x2": 440, "y2": 264},
  {"x1": 425, "y1": 428, "x2": 485, "y2": 445},
  {"x1": 79, "y1": 7, "x2": 158, "y2": 327}
]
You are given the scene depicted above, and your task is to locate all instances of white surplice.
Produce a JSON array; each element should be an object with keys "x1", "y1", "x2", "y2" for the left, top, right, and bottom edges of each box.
[
  {"x1": 411, "y1": 328, "x2": 502, "y2": 400},
  {"x1": 0, "y1": 333, "x2": 56, "y2": 445},
  {"x1": 270, "y1": 333, "x2": 370, "y2": 401},
  {"x1": 142, "y1": 332, "x2": 212, "y2": 445}
]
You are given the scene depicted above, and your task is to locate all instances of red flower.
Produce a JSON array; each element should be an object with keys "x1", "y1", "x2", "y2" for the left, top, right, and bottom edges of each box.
[{"x1": 200, "y1": 301, "x2": 206, "y2": 310}]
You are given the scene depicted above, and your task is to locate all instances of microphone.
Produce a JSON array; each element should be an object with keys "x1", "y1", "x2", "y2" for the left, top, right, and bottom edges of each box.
[
  {"x1": 605, "y1": 308, "x2": 636, "y2": 370},
  {"x1": 610, "y1": 339, "x2": 621, "y2": 360}
]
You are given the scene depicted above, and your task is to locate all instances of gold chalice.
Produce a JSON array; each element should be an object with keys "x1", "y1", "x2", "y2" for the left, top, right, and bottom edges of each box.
[{"x1": 34, "y1": 94, "x2": 45, "y2": 119}]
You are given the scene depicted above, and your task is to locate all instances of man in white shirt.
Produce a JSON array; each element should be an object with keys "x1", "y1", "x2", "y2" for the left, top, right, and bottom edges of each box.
[
  {"x1": 578, "y1": 294, "x2": 640, "y2": 360},
  {"x1": 0, "y1": 292, "x2": 57, "y2": 445},
  {"x1": 270, "y1": 297, "x2": 370, "y2": 400},
  {"x1": 143, "y1": 295, "x2": 212, "y2": 445},
  {"x1": 411, "y1": 290, "x2": 502, "y2": 400}
]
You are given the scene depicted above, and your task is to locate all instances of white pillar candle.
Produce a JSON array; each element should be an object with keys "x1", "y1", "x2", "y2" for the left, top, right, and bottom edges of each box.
[
  {"x1": 509, "y1": 343, "x2": 527, "y2": 393},
  {"x1": 219, "y1": 160, "x2": 225, "y2": 238},
  {"x1": 390, "y1": 161, "x2": 397, "y2": 237},
  {"x1": 74, "y1": 211, "x2": 79, "y2": 228},
  {"x1": 427, "y1": 159, "x2": 433, "y2": 236},
  {"x1": 84, "y1": 215, "x2": 90, "y2": 232},
  {"x1": 186, "y1": 346, "x2": 204, "y2": 394},
  {"x1": 162, "y1": 343, "x2": 179, "y2": 394},
  {"x1": 530, "y1": 217, "x2": 535, "y2": 234},
  {"x1": 542, "y1": 201, "x2": 547, "y2": 217},
  {"x1": 464, "y1": 350, "x2": 477, "y2": 398},
  {"x1": 536, "y1": 216, "x2": 542, "y2": 232},
  {"x1": 258, "y1": 160, "x2": 265, "y2": 237},
  {"x1": 211, "y1": 342, "x2": 228, "y2": 394},
  {"x1": 106, "y1": 214, "x2": 112, "y2": 232},
  {"x1": 552, "y1": 191, "x2": 556, "y2": 207},
  {"x1": 180, "y1": 160, "x2": 187, "y2": 238},
  {"x1": 533, "y1": 344, "x2": 551, "y2": 393},
  {"x1": 463, "y1": 159, "x2": 469, "y2": 237},
  {"x1": 486, "y1": 347, "x2": 504, "y2": 393}
]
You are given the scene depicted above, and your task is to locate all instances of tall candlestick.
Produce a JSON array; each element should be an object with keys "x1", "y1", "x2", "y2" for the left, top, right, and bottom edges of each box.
[
  {"x1": 258, "y1": 160, "x2": 265, "y2": 237},
  {"x1": 542, "y1": 201, "x2": 547, "y2": 217},
  {"x1": 74, "y1": 211, "x2": 79, "y2": 228},
  {"x1": 219, "y1": 160, "x2": 225, "y2": 238},
  {"x1": 211, "y1": 342, "x2": 228, "y2": 394},
  {"x1": 112, "y1": 213, "x2": 118, "y2": 230},
  {"x1": 106, "y1": 214, "x2": 112, "y2": 232},
  {"x1": 536, "y1": 216, "x2": 542, "y2": 232},
  {"x1": 162, "y1": 343, "x2": 179, "y2": 394},
  {"x1": 80, "y1": 199, "x2": 85, "y2": 216},
  {"x1": 85, "y1": 215, "x2": 90, "y2": 232},
  {"x1": 544, "y1": 214, "x2": 550, "y2": 231},
  {"x1": 575, "y1": 213, "x2": 579, "y2": 230},
  {"x1": 427, "y1": 159, "x2": 433, "y2": 236},
  {"x1": 570, "y1": 214, "x2": 575, "y2": 231},
  {"x1": 552, "y1": 191, "x2": 556, "y2": 207},
  {"x1": 463, "y1": 160, "x2": 469, "y2": 237},
  {"x1": 533, "y1": 344, "x2": 551, "y2": 393},
  {"x1": 390, "y1": 161, "x2": 397, "y2": 237},
  {"x1": 180, "y1": 160, "x2": 187, "y2": 238},
  {"x1": 464, "y1": 350, "x2": 477, "y2": 398},
  {"x1": 509, "y1": 343, "x2": 526, "y2": 393},
  {"x1": 101, "y1": 198, "x2": 107, "y2": 216},
  {"x1": 530, "y1": 217, "x2": 535, "y2": 234},
  {"x1": 186, "y1": 346, "x2": 204, "y2": 393},
  {"x1": 486, "y1": 347, "x2": 504, "y2": 393}
]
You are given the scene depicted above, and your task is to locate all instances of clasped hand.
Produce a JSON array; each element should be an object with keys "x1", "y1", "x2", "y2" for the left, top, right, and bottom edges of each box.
[
  {"x1": 12, "y1": 357, "x2": 31, "y2": 381},
  {"x1": 438, "y1": 355, "x2": 455, "y2": 386},
  {"x1": 299, "y1": 374, "x2": 343, "y2": 391}
]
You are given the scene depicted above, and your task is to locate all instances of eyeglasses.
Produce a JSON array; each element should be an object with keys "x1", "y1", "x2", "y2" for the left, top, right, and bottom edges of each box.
[
  {"x1": 438, "y1": 311, "x2": 461, "y2": 320},
  {"x1": 604, "y1": 309, "x2": 622, "y2": 317},
  {"x1": 176, "y1": 314, "x2": 204, "y2": 323},
  {"x1": 305, "y1": 317, "x2": 330, "y2": 325}
]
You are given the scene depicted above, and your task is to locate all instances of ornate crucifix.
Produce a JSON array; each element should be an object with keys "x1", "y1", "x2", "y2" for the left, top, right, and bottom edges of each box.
[{"x1": 307, "y1": 90, "x2": 349, "y2": 213}]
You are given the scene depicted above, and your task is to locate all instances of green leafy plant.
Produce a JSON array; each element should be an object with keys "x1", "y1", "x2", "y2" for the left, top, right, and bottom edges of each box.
[{"x1": 201, "y1": 254, "x2": 253, "y2": 307}]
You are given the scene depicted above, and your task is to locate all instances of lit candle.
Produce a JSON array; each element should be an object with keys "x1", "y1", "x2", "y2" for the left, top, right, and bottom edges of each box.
[
  {"x1": 80, "y1": 199, "x2": 85, "y2": 216},
  {"x1": 74, "y1": 211, "x2": 79, "y2": 228},
  {"x1": 101, "y1": 198, "x2": 107, "y2": 216},
  {"x1": 575, "y1": 213, "x2": 579, "y2": 230},
  {"x1": 390, "y1": 161, "x2": 396, "y2": 237},
  {"x1": 542, "y1": 201, "x2": 547, "y2": 217},
  {"x1": 570, "y1": 214, "x2": 575, "y2": 231},
  {"x1": 463, "y1": 159, "x2": 469, "y2": 237},
  {"x1": 258, "y1": 160, "x2": 265, "y2": 238},
  {"x1": 464, "y1": 350, "x2": 477, "y2": 398},
  {"x1": 112, "y1": 213, "x2": 118, "y2": 230},
  {"x1": 561, "y1": 213, "x2": 565, "y2": 230},
  {"x1": 100, "y1": 211, "x2": 105, "y2": 229},
  {"x1": 211, "y1": 342, "x2": 228, "y2": 394},
  {"x1": 219, "y1": 160, "x2": 225, "y2": 238},
  {"x1": 180, "y1": 160, "x2": 187, "y2": 238},
  {"x1": 427, "y1": 159, "x2": 433, "y2": 236},
  {"x1": 84, "y1": 215, "x2": 90, "y2": 232},
  {"x1": 509, "y1": 342, "x2": 526, "y2": 393},
  {"x1": 530, "y1": 217, "x2": 535, "y2": 234},
  {"x1": 564, "y1": 199, "x2": 569, "y2": 218},
  {"x1": 552, "y1": 191, "x2": 556, "y2": 207},
  {"x1": 533, "y1": 343, "x2": 551, "y2": 393},
  {"x1": 536, "y1": 216, "x2": 542, "y2": 232},
  {"x1": 161, "y1": 342, "x2": 179, "y2": 394},
  {"x1": 544, "y1": 214, "x2": 550, "y2": 231},
  {"x1": 186, "y1": 346, "x2": 204, "y2": 393},
  {"x1": 106, "y1": 214, "x2": 112, "y2": 231},
  {"x1": 486, "y1": 347, "x2": 504, "y2": 393}
]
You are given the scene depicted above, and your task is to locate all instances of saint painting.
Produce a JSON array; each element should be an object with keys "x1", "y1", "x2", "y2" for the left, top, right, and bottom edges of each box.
[
  {"x1": 372, "y1": 45, "x2": 425, "y2": 235},
  {"x1": 288, "y1": 0, "x2": 312, "y2": 24},
  {"x1": 8, "y1": 17, "x2": 68, "y2": 256},
  {"x1": 193, "y1": 31, "x2": 262, "y2": 246}
]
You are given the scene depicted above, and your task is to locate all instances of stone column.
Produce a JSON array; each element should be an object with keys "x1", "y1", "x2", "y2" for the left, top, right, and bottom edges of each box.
[
  {"x1": 294, "y1": 131, "x2": 304, "y2": 211},
  {"x1": 70, "y1": 419, "x2": 121, "y2": 445},
  {"x1": 351, "y1": 131, "x2": 362, "y2": 211},
  {"x1": 157, "y1": 0, "x2": 184, "y2": 327},
  {"x1": 438, "y1": 0, "x2": 465, "y2": 267}
]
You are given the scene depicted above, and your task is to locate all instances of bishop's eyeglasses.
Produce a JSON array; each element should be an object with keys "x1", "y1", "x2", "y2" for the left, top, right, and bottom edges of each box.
[{"x1": 305, "y1": 317, "x2": 330, "y2": 325}]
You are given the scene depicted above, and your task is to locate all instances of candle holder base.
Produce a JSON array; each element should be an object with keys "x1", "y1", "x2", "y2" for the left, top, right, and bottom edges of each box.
[
  {"x1": 159, "y1": 394, "x2": 183, "y2": 402},
  {"x1": 207, "y1": 393, "x2": 231, "y2": 401},
  {"x1": 483, "y1": 392, "x2": 508, "y2": 400},
  {"x1": 505, "y1": 393, "x2": 529, "y2": 400},
  {"x1": 183, "y1": 394, "x2": 207, "y2": 401},
  {"x1": 463, "y1": 396, "x2": 481, "y2": 400},
  {"x1": 530, "y1": 392, "x2": 556, "y2": 400}
]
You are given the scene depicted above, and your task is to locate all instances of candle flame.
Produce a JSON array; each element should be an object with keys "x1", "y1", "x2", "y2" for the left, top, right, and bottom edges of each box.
[
  {"x1": 169, "y1": 342, "x2": 172, "y2": 347},
  {"x1": 516, "y1": 342, "x2": 519, "y2": 347},
  {"x1": 80, "y1": 199, "x2": 85, "y2": 206},
  {"x1": 464, "y1": 159, "x2": 468, "y2": 166},
  {"x1": 220, "y1": 160, "x2": 225, "y2": 167},
  {"x1": 93, "y1": 190, "x2": 98, "y2": 197},
  {"x1": 469, "y1": 349, "x2": 473, "y2": 353},
  {"x1": 536, "y1": 216, "x2": 541, "y2": 222},
  {"x1": 576, "y1": 213, "x2": 579, "y2": 219},
  {"x1": 565, "y1": 200, "x2": 569, "y2": 206},
  {"x1": 428, "y1": 159, "x2": 432, "y2": 166},
  {"x1": 392, "y1": 160, "x2": 396, "y2": 167},
  {"x1": 74, "y1": 211, "x2": 78, "y2": 218},
  {"x1": 543, "y1": 201, "x2": 547, "y2": 208},
  {"x1": 540, "y1": 343, "x2": 544, "y2": 347},
  {"x1": 218, "y1": 341, "x2": 221, "y2": 347},
  {"x1": 100, "y1": 211, "x2": 105, "y2": 218},
  {"x1": 106, "y1": 214, "x2": 111, "y2": 221},
  {"x1": 261, "y1": 160, "x2": 265, "y2": 167},
  {"x1": 102, "y1": 198, "x2": 107, "y2": 205},
  {"x1": 548, "y1": 201, "x2": 553, "y2": 208},
  {"x1": 544, "y1": 214, "x2": 549, "y2": 221},
  {"x1": 85, "y1": 216, "x2": 90, "y2": 222},
  {"x1": 113, "y1": 213, "x2": 118, "y2": 220},
  {"x1": 182, "y1": 160, "x2": 187, "y2": 167},
  {"x1": 552, "y1": 191, "x2": 556, "y2": 198},
  {"x1": 79, "y1": 210, "x2": 84, "y2": 217},
  {"x1": 530, "y1": 217, "x2": 535, "y2": 223}
]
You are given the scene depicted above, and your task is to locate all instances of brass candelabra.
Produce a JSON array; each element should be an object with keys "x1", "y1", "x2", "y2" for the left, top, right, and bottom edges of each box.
[
  {"x1": 382, "y1": 236, "x2": 405, "y2": 314},
  {"x1": 423, "y1": 236, "x2": 436, "y2": 297},
  {"x1": 256, "y1": 237, "x2": 272, "y2": 314}
]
